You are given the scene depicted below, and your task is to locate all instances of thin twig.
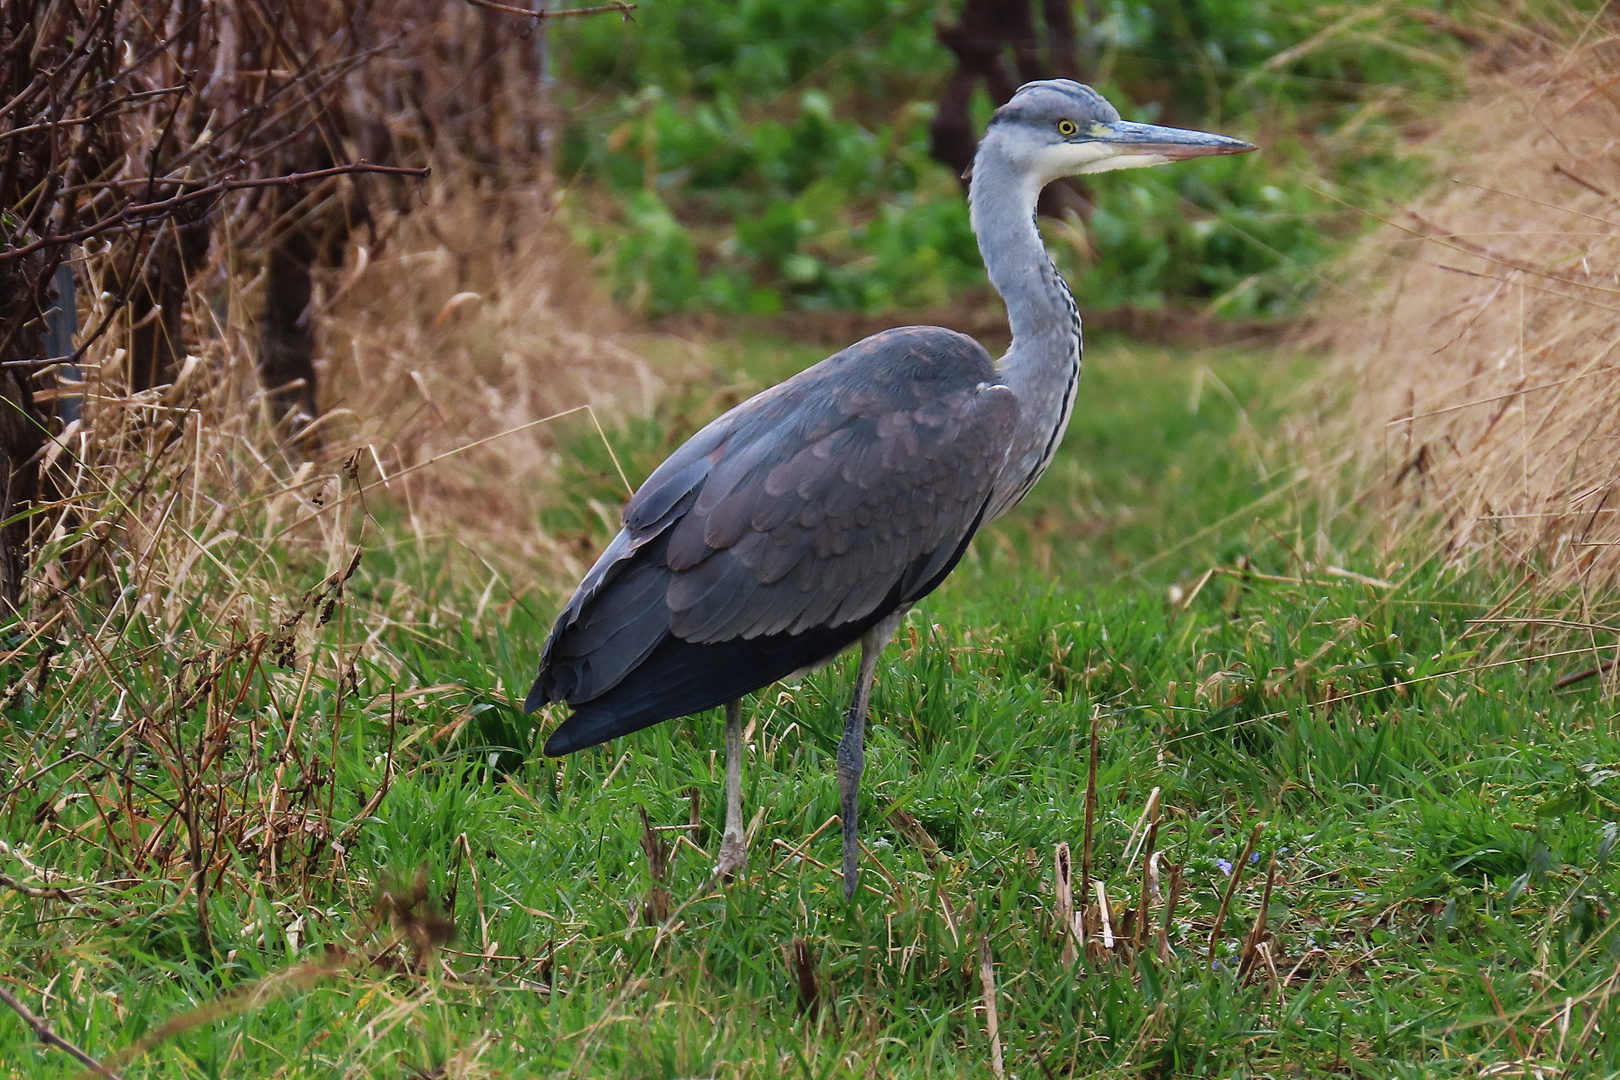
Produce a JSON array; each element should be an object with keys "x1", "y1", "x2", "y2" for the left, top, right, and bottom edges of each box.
[
  {"x1": 463, "y1": 0, "x2": 635, "y2": 19},
  {"x1": 1158, "y1": 864, "x2": 1183, "y2": 963},
  {"x1": 267, "y1": 404, "x2": 600, "y2": 542},
  {"x1": 0, "y1": 985, "x2": 122, "y2": 1080},
  {"x1": 340, "y1": 689, "x2": 396, "y2": 844},
  {"x1": 1481, "y1": 973, "x2": 1531, "y2": 1059},
  {"x1": 0, "y1": 870, "x2": 79, "y2": 901},
  {"x1": 1555, "y1": 657, "x2": 1617, "y2": 689},
  {"x1": 88, "y1": 952, "x2": 356, "y2": 1079},
  {"x1": 1030, "y1": 1043, "x2": 1062, "y2": 1080},
  {"x1": 0, "y1": 162, "x2": 430, "y2": 263}
]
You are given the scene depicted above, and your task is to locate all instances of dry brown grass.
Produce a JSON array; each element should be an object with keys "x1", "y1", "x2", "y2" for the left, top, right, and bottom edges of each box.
[
  {"x1": 1316, "y1": 9, "x2": 1620, "y2": 620},
  {"x1": 315, "y1": 177, "x2": 667, "y2": 582}
]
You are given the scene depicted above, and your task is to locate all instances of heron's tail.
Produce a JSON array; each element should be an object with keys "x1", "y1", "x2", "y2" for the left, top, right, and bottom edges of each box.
[{"x1": 534, "y1": 617, "x2": 878, "y2": 756}]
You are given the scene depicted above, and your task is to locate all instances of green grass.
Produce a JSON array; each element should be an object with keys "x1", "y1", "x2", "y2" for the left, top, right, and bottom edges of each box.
[{"x1": 3, "y1": 335, "x2": 1620, "y2": 1078}]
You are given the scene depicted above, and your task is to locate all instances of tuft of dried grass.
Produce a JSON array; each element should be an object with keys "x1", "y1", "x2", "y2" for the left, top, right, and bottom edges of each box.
[
  {"x1": 316, "y1": 180, "x2": 666, "y2": 581},
  {"x1": 34, "y1": 177, "x2": 662, "y2": 623},
  {"x1": 1314, "y1": 10, "x2": 1620, "y2": 603}
]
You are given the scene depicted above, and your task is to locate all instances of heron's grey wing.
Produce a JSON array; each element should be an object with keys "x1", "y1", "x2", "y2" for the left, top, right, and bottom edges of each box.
[
  {"x1": 663, "y1": 356, "x2": 1018, "y2": 644},
  {"x1": 529, "y1": 325, "x2": 1017, "y2": 716},
  {"x1": 647, "y1": 327, "x2": 1018, "y2": 644}
]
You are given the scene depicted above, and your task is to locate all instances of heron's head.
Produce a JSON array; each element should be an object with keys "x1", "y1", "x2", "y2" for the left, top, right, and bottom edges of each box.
[{"x1": 982, "y1": 80, "x2": 1254, "y2": 185}]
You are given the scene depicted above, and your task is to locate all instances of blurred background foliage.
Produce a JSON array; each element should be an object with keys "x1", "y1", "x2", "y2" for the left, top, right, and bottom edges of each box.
[{"x1": 551, "y1": 0, "x2": 1467, "y2": 318}]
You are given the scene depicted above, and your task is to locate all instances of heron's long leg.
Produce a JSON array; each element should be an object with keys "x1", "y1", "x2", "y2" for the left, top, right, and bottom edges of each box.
[
  {"x1": 716, "y1": 698, "x2": 747, "y2": 879},
  {"x1": 837, "y1": 610, "x2": 906, "y2": 902}
]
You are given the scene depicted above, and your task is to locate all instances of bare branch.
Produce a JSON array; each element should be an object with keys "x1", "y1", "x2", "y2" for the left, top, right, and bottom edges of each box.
[
  {"x1": 463, "y1": 0, "x2": 636, "y2": 21},
  {"x1": 0, "y1": 985, "x2": 123, "y2": 1080},
  {"x1": 0, "y1": 162, "x2": 429, "y2": 263},
  {"x1": 0, "y1": 870, "x2": 80, "y2": 900},
  {"x1": 0, "y1": 85, "x2": 189, "y2": 147}
]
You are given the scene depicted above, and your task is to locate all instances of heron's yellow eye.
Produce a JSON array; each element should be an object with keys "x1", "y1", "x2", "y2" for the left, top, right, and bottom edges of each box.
[{"x1": 1056, "y1": 119, "x2": 1078, "y2": 137}]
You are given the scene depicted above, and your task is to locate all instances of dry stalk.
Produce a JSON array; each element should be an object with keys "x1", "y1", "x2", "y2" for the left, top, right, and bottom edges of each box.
[
  {"x1": 0, "y1": 870, "x2": 78, "y2": 902},
  {"x1": 889, "y1": 806, "x2": 943, "y2": 871},
  {"x1": 1122, "y1": 785, "x2": 1161, "y2": 874},
  {"x1": 638, "y1": 807, "x2": 672, "y2": 924},
  {"x1": 87, "y1": 944, "x2": 379, "y2": 1080},
  {"x1": 1237, "y1": 852, "x2": 1279, "y2": 977},
  {"x1": 1158, "y1": 864, "x2": 1183, "y2": 963},
  {"x1": 978, "y1": 931, "x2": 1005, "y2": 1077},
  {"x1": 1079, "y1": 705, "x2": 1099, "y2": 939},
  {"x1": 790, "y1": 938, "x2": 819, "y2": 1020},
  {"x1": 1208, "y1": 820, "x2": 1265, "y2": 965},
  {"x1": 340, "y1": 689, "x2": 397, "y2": 845},
  {"x1": 1055, "y1": 841, "x2": 1077, "y2": 966},
  {"x1": 1094, "y1": 880, "x2": 1115, "y2": 954},
  {"x1": 464, "y1": 0, "x2": 637, "y2": 18},
  {"x1": 1134, "y1": 797, "x2": 1162, "y2": 953}
]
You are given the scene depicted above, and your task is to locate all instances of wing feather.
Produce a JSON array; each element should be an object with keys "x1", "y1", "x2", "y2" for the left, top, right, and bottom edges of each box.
[{"x1": 558, "y1": 563, "x2": 669, "y2": 656}]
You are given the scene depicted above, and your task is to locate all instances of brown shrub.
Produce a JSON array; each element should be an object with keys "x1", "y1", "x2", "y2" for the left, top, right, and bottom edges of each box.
[{"x1": 1315, "y1": 14, "x2": 1620, "y2": 600}]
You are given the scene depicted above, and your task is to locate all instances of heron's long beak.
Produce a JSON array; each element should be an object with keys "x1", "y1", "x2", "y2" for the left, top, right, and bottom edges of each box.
[{"x1": 1073, "y1": 121, "x2": 1255, "y2": 174}]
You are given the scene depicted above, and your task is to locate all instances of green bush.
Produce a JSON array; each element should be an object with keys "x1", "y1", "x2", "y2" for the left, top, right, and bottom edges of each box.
[{"x1": 555, "y1": 0, "x2": 1467, "y2": 316}]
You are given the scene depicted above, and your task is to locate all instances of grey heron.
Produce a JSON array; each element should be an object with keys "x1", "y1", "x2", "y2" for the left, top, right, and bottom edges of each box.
[{"x1": 526, "y1": 81, "x2": 1252, "y2": 900}]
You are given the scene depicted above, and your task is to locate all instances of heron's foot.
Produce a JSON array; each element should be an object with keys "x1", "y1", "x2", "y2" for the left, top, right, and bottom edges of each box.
[{"x1": 716, "y1": 830, "x2": 748, "y2": 882}]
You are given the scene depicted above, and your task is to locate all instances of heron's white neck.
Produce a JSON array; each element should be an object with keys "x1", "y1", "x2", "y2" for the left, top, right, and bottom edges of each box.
[{"x1": 969, "y1": 143, "x2": 1083, "y2": 520}]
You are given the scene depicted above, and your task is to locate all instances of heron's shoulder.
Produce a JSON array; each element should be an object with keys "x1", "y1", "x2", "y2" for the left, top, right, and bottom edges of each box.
[
  {"x1": 625, "y1": 326, "x2": 998, "y2": 524},
  {"x1": 725, "y1": 325, "x2": 997, "y2": 424},
  {"x1": 827, "y1": 324, "x2": 996, "y2": 384}
]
